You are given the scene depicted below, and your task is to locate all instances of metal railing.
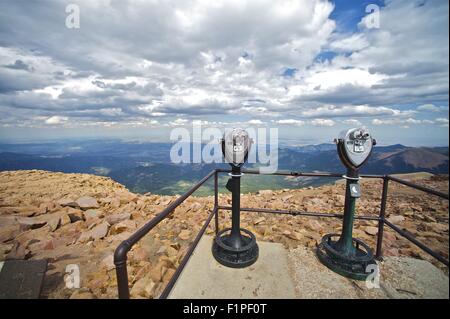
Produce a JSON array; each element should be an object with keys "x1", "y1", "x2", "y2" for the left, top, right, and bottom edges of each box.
[{"x1": 114, "y1": 168, "x2": 449, "y2": 299}]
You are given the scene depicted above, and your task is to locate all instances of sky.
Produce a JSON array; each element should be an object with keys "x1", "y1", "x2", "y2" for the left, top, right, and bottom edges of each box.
[{"x1": 0, "y1": 0, "x2": 448, "y2": 146}]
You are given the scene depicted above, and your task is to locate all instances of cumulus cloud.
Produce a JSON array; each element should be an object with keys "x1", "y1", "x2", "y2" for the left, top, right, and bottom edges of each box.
[
  {"x1": 372, "y1": 117, "x2": 429, "y2": 126},
  {"x1": 298, "y1": 104, "x2": 413, "y2": 118},
  {"x1": 328, "y1": 34, "x2": 369, "y2": 52},
  {"x1": 342, "y1": 119, "x2": 362, "y2": 126},
  {"x1": 435, "y1": 118, "x2": 449, "y2": 127},
  {"x1": 417, "y1": 104, "x2": 446, "y2": 112},
  {"x1": 275, "y1": 119, "x2": 305, "y2": 126},
  {"x1": 45, "y1": 116, "x2": 68, "y2": 125},
  {"x1": 247, "y1": 119, "x2": 264, "y2": 125},
  {"x1": 310, "y1": 118, "x2": 335, "y2": 127},
  {"x1": 169, "y1": 118, "x2": 189, "y2": 126}
]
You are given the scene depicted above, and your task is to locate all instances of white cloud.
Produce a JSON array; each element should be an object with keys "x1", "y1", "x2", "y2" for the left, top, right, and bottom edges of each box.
[
  {"x1": 435, "y1": 118, "x2": 449, "y2": 127},
  {"x1": 298, "y1": 104, "x2": 413, "y2": 118},
  {"x1": 372, "y1": 117, "x2": 428, "y2": 126},
  {"x1": 45, "y1": 116, "x2": 68, "y2": 125},
  {"x1": 169, "y1": 118, "x2": 189, "y2": 126},
  {"x1": 342, "y1": 119, "x2": 362, "y2": 126},
  {"x1": 417, "y1": 104, "x2": 444, "y2": 112},
  {"x1": 329, "y1": 34, "x2": 369, "y2": 52},
  {"x1": 275, "y1": 119, "x2": 305, "y2": 126},
  {"x1": 247, "y1": 119, "x2": 264, "y2": 125},
  {"x1": 303, "y1": 68, "x2": 387, "y2": 91},
  {"x1": 310, "y1": 118, "x2": 335, "y2": 127}
]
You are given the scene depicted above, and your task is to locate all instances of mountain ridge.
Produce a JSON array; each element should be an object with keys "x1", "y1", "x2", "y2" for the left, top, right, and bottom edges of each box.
[{"x1": 0, "y1": 142, "x2": 448, "y2": 195}]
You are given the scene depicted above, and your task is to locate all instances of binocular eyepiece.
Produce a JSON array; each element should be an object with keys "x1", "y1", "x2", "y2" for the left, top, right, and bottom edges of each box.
[{"x1": 353, "y1": 130, "x2": 370, "y2": 140}]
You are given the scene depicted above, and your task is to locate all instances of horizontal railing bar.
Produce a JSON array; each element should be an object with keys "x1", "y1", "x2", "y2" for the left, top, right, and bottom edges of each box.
[
  {"x1": 387, "y1": 175, "x2": 449, "y2": 199},
  {"x1": 216, "y1": 168, "x2": 384, "y2": 179},
  {"x1": 384, "y1": 219, "x2": 449, "y2": 266},
  {"x1": 160, "y1": 207, "x2": 217, "y2": 299},
  {"x1": 217, "y1": 206, "x2": 379, "y2": 221}
]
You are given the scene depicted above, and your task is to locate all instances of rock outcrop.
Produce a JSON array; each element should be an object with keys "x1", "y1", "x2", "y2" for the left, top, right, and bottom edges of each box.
[{"x1": 0, "y1": 170, "x2": 448, "y2": 299}]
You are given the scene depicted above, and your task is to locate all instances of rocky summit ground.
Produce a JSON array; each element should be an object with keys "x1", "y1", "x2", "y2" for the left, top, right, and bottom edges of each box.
[{"x1": 0, "y1": 170, "x2": 448, "y2": 299}]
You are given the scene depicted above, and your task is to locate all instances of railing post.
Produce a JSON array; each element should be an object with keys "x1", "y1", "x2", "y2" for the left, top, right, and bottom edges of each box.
[
  {"x1": 375, "y1": 176, "x2": 389, "y2": 260},
  {"x1": 214, "y1": 170, "x2": 219, "y2": 235},
  {"x1": 114, "y1": 241, "x2": 131, "y2": 299}
]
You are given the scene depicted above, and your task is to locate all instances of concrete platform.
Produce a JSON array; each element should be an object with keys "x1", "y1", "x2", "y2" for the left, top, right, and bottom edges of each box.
[
  {"x1": 168, "y1": 236, "x2": 297, "y2": 298},
  {"x1": 168, "y1": 235, "x2": 449, "y2": 299}
]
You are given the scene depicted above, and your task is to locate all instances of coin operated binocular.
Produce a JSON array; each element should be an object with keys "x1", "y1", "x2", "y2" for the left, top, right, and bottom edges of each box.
[
  {"x1": 317, "y1": 127, "x2": 377, "y2": 280},
  {"x1": 212, "y1": 129, "x2": 259, "y2": 268}
]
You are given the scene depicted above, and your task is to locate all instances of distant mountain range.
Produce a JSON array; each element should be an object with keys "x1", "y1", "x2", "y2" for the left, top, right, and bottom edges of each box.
[{"x1": 0, "y1": 140, "x2": 448, "y2": 195}]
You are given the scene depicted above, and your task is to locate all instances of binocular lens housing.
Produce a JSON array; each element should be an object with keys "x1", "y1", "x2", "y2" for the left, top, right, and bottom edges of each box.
[
  {"x1": 337, "y1": 127, "x2": 375, "y2": 170},
  {"x1": 221, "y1": 128, "x2": 252, "y2": 168}
]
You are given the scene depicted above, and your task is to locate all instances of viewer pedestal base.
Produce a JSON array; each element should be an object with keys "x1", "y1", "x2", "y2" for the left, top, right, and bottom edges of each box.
[
  {"x1": 212, "y1": 228, "x2": 259, "y2": 268},
  {"x1": 317, "y1": 233, "x2": 376, "y2": 280}
]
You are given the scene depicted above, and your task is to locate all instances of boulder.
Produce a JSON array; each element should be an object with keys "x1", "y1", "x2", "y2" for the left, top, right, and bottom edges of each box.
[
  {"x1": 190, "y1": 202, "x2": 203, "y2": 212},
  {"x1": 90, "y1": 222, "x2": 110, "y2": 240},
  {"x1": 6, "y1": 242, "x2": 31, "y2": 260},
  {"x1": 283, "y1": 230, "x2": 301, "y2": 241},
  {"x1": 106, "y1": 213, "x2": 131, "y2": 225},
  {"x1": 35, "y1": 203, "x2": 49, "y2": 216},
  {"x1": 117, "y1": 192, "x2": 138, "y2": 204},
  {"x1": 162, "y1": 268, "x2": 176, "y2": 282},
  {"x1": 110, "y1": 220, "x2": 137, "y2": 235},
  {"x1": 17, "y1": 216, "x2": 47, "y2": 230},
  {"x1": 110, "y1": 197, "x2": 121, "y2": 209},
  {"x1": 100, "y1": 254, "x2": 115, "y2": 271},
  {"x1": 0, "y1": 225, "x2": 20, "y2": 243},
  {"x1": 364, "y1": 226, "x2": 378, "y2": 236},
  {"x1": 306, "y1": 220, "x2": 323, "y2": 232},
  {"x1": 133, "y1": 262, "x2": 152, "y2": 283},
  {"x1": 178, "y1": 229, "x2": 191, "y2": 240},
  {"x1": 387, "y1": 215, "x2": 405, "y2": 224},
  {"x1": 12, "y1": 206, "x2": 41, "y2": 217},
  {"x1": 383, "y1": 231, "x2": 397, "y2": 242},
  {"x1": 130, "y1": 276, "x2": 157, "y2": 299},
  {"x1": 76, "y1": 196, "x2": 100, "y2": 210},
  {"x1": 57, "y1": 198, "x2": 79, "y2": 208},
  {"x1": 148, "y1": 261, "x2": 167, "y2": 283},
  {"x1": 0, "y1": 243, "x2": 14, "y2": 257},
  {"x1": 130, "y1": 246, "x2": 149, "y2": 263},
  {"x1": 83, "y1": 209, "x2": 103, "y2": 220},
  {"x1": 60, "y1": 214, "x2": 72, "y2": 226},
  {"x1": 335, "y1": 194, "x2": 345, "y2": 206},
  {"x1": 254, "y1": 217, "x2": 266, "y2": 225},
  {"x1": 47, "y1": 216, "x2": 60, "y2": 232},
  {"x1": 423, "y1": 215, "x2": 437, "y2": 223},
  {"x1": 160, "y1": 198, "x2": 172, "y2": 206},
  {"x1": 67, "y1": 208, "x2": 84, "y2": 223},
  {"x1": 77, "y1": 231, "x2": 92, "y2": 243}
]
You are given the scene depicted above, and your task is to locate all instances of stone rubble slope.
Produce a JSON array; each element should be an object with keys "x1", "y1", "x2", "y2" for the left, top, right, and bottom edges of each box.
[{"x1": 0, "y1": 170, "x2": 448, "y2": 299}]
